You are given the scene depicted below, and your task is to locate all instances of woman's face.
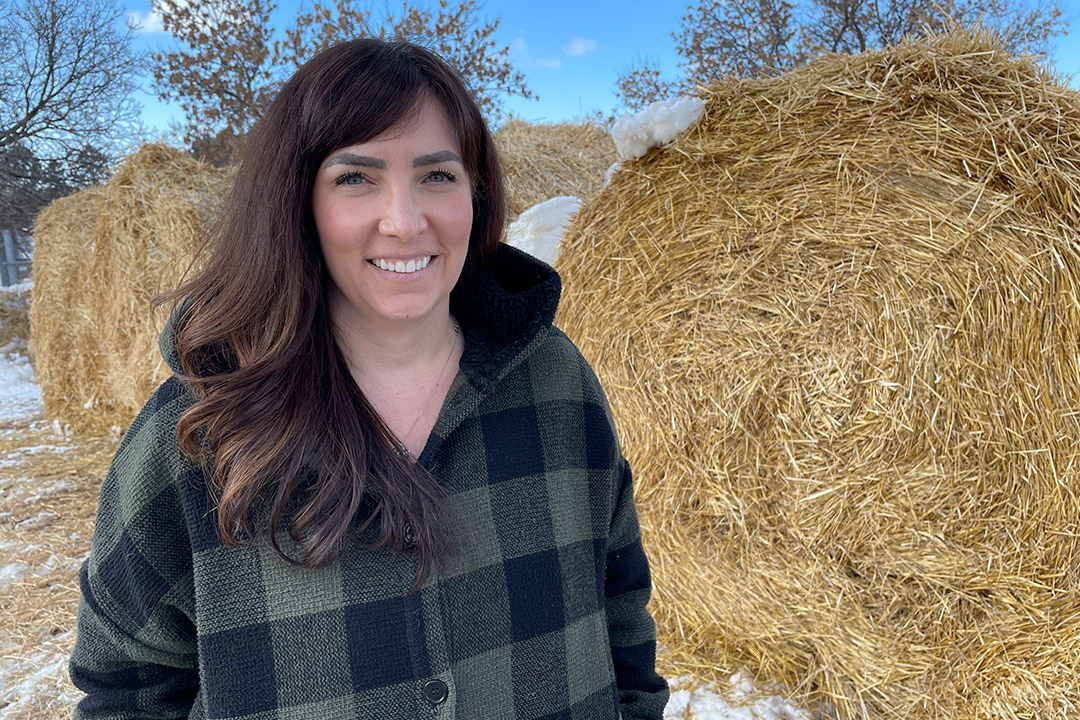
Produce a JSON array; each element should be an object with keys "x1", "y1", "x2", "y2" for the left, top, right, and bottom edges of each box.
[{"x1": 311, "y1": 97, "x2": 473, "y2": 333}]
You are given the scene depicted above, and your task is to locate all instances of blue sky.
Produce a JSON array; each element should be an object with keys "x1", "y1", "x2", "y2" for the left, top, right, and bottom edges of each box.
[{"x1": 127, "y1": 0, "x2": 1080, "y2": 134}]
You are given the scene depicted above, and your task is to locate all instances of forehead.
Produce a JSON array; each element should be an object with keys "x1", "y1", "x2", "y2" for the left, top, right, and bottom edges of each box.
[{"x1": 323, "y1": 97, "x2": 462, "y2": 162}]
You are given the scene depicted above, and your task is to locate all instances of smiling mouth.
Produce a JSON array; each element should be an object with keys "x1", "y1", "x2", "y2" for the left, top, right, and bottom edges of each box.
[{"x1": 370, "y1": 256, "x2": 432, "y2": 274}]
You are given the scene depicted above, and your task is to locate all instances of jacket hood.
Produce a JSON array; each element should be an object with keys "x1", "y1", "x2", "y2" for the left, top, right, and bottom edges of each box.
[
  {"x1": 159, "y1": 301, "x2": 186, "y2": 376},
  {"x1": 451, "y1": 243, "x2": 561, "y2": 390},
  {"x1": 159, "y1": 243, "x2": 562, "y2": 385}
]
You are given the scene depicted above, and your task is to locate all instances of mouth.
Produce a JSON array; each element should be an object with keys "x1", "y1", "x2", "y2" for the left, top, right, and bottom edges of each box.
[{"x1": 369, "y1": 256, "x2": 433, "y2": 274}]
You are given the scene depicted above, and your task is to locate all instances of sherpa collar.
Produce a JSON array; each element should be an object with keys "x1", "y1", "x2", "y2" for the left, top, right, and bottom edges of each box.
[{"x1": 451, "y1": 242, "x2": 562, "y2": 391}]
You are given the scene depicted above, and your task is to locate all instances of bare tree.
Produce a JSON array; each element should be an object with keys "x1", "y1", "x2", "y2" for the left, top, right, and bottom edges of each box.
[
  {"x1": 151, "y1": 0, "x2": 279, "y2": 163},
  {"x1": 0, "y1": 0, "x2": 141, "y2": 159},
  {"x1": 676, "y1": 0, "x2": 800, "y2": 79},
  {"x1": 276, "y1": 0, "x2": 531, "y2": 121},
  {"x1": 801, "y1": 0, "x2": 1065, "y2": 56},
  {"x1": 616, "y1": 0, "x2": 1068, "y2": 111},
  {"x1": 0, "y1": 142, "x2": 109, "y2": 246},
  {"x1": 615, "y1": 58, "x2": 680, "y2": 113},
  {"x1": 154, "y1": 0, "x2": 532, "y2": 165}
]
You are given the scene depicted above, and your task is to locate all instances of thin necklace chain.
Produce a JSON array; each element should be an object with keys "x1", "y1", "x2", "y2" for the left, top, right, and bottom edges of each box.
[{"x1": 398, "y1": 317, "x2": 460, "y2": 457}]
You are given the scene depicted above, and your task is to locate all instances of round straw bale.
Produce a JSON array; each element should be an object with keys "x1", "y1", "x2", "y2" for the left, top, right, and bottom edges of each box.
[
  {"x1": 557, "y1": 29, "x2": 1080, "y2": 720},
  {"x1": 30, "y1": 144, "x2": 230, "y2": 434},
  {"x1": 496, "y1": 118, "x2": 616, "y2": 219},
  {"x1": 31, "y1": 186, "x2": 110, "y2": 431}
]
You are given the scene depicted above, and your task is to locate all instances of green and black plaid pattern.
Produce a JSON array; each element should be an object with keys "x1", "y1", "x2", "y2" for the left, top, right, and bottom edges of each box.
[{"x1": 71, "y1": 245, "x2": 668, "y2": 719}]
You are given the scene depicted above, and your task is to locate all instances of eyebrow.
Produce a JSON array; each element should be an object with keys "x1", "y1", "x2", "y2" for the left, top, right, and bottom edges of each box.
[
  {"x1": 413, "y1": 150, "x2": 463, "y2": 167},
  {"x1": 320, "y1": 150, "x2": 463, "y2": 170},
  {"x1": 322, "y1": 153, "x2": 384, "y2": 169}
]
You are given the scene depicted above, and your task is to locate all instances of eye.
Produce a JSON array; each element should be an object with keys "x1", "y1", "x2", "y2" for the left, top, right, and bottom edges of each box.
[
  {"x1": 333, "y1": 170, "x2": 368, "y2": 186},
  {"x1": 426, "y1": 168, "x2": 458, "y2": 183}
]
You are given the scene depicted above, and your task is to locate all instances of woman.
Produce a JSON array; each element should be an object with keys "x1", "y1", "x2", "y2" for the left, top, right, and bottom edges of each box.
[{"x1": 70, "y1": 39, "x2": 668, "y2": 719}]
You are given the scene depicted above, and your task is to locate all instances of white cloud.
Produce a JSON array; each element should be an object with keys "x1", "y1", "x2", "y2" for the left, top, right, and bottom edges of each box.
[
  {"x1": 563, "y1": 37, "x2": 597, "y2": 57},
  {"x1": 128, "y1": 9, "x2": 165, "y2": 33},
  {"x1": 509, "y1": 37, "x2": 528, "y2": 57},
  {"x1": 510, "y1": 36, "x2": 563, "y2": 70}
]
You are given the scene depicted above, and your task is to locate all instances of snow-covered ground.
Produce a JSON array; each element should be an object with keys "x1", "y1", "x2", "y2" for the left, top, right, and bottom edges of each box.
[{"x1": 0, "y1": 347, "x2": 41, "y2": 423}]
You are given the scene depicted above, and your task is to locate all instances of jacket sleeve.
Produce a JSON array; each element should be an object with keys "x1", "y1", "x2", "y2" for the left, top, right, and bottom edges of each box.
[
  {"x1": 605, "y1": 458, "x2": 669, "y2": 719},
  {"x1": 69, "y1": 378, "x2": 200, "y2": 719}
]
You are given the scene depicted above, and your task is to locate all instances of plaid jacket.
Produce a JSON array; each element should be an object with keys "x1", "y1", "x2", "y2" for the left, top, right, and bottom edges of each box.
[{"x1": 70, "y1": 244, "x2": 668, "y2": 719}]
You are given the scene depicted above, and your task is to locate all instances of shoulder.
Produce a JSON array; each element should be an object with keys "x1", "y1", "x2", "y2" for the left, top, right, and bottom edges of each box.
[
  {"x1": 110, "y1": 376, "x2": 197, "y2": 481},
  {"x1": 512, "y1": 325, "x2": 623, "y2": 464},
  {"x1": 95, "y1": 376, "x2": 203, "y2": 541},
  {"x1": 128, "y1": 375, "x2": 195, "y2": 433},
  {"x1": 525, "y1": 326, "x2": 613, "y2": 409}
]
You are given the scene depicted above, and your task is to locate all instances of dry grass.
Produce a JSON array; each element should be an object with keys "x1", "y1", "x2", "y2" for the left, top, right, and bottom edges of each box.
[
  {"x1": 0, "y1": 284, "x2": 30, "y2": 350},
  {"x1": 30, "y1": 145, "x2": 230, "y2": 435},
  {"x1": 496, "y1": 118, "x2": 616, "y2": 219},
  {"x1": 0, "y1": 413, "x2": 117, "y2": 719},
  {"x1": 557, "y1": 30, "x2": 1080, "y2": 720}
]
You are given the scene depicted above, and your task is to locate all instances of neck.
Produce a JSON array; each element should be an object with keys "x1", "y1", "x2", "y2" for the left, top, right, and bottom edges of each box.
[
  {"x1": 327, "y1": 292, "x2": 463, "y2": 457},
  {"x1": 329, "y1": 295, "x2": 457, "y2": 380}
]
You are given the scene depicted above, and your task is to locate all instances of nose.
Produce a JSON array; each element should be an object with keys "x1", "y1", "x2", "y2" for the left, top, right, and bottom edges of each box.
[{"x1": 378, "y1": 185, "x2": 426, "y2": 240}]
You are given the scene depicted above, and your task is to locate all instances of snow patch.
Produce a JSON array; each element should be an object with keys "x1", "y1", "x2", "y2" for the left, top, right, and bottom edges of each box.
[
  {"x1": 0, "y1": 444, "x2": 75, "y2": 470},
  {"x1": 0, "y1": 278, "x2": 32, "y2": 298},
  {"x1": 22, "y1": 479, "x2": 75, "y2": 503},
  {"x1": 14, "y1": 511, "x2": 57, "y2": 531},
  {"x1": 0, "y1": 351, "x2": 42, "y2": 422},
  {"x1": 0, "y1": 562, "x2": 29, "y2": 587},
  {"x1": 0, "y1": 630, "x2": 78, "y2": 718},
  {"x1": 604, "y1": 161, "x2": 622, "y2": 187},
  {"x1": 612, "y1": 96, "x2": 706, "y2": 160},
  {"x1": 664, "y1": 673, "x2": 818, "y2": 720},
  {"x1": 505, "y1": 196, "x2": 582, "y2": 266}
]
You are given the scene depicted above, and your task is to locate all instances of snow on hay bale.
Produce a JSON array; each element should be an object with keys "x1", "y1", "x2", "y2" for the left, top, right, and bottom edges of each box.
[
  {"x1": 495, "y1": 118, "x2": 616, "y2": 219},
  {"x1": 505, "y1": 196, "x2": 582, "y2": 265},
  {"x1": 31, "y1": 144, "x2": 229, "y2": 434},
  {"x1": 556, "y1": 31, "x2": 1080, "y2": 720}
]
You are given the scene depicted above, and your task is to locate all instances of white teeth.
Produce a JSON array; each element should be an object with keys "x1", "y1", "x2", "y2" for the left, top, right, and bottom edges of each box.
[{"x1": 372, "y1": 256, "x2": 432, "y2": 273}]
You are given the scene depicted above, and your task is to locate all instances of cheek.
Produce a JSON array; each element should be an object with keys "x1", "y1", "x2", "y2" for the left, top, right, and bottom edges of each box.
[
  {"x1": 448, "y1": 198, "x2": 474, "y2": 242},
  {"x1": 315, "y1": 203, "x2": 374, "y2": 252},
  {"x1": 313, "y1": 201, "x2": 344, "y2": 242}
]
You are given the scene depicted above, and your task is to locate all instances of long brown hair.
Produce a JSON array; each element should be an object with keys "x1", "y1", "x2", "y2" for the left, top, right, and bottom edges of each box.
[{"x1": 158, "y1": 40, "x2": 505, "y2": 580}]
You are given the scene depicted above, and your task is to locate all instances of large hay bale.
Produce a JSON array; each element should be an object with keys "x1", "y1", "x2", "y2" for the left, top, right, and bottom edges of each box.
[
  {"x1": 31, "y1": 145, "x2": 230, "y2": 434},
  {"x1": 496, "y1": 118, "x2": 616, "y2": 219},
  {"x1": 557, "y1": 31, "x2": 1080, "y2": 720}
]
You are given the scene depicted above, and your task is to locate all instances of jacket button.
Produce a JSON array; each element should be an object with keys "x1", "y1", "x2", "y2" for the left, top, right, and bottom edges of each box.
[{"x1": 422, "y1": 679, "x2": 448, "y2": 704}]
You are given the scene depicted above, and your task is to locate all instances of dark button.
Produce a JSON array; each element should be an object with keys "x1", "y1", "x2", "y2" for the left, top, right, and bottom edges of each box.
[{"x1": 422, "y1": 679, "x2": 448, "y2": 704}]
